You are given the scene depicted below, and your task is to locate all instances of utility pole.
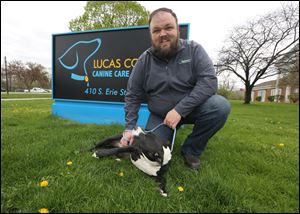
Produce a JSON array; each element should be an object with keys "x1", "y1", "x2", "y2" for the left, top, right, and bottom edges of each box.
[{"x1": 4, "y1": 56, "x2": 9, "y2": 94}]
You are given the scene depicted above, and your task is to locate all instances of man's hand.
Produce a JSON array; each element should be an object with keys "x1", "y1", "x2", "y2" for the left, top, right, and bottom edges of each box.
[
  {"x1": 120, "y1": 130, "x2": 134, "y2": 147},
  {"x1": 164, "y1": 109, "x2": 181, "y2": 129}
]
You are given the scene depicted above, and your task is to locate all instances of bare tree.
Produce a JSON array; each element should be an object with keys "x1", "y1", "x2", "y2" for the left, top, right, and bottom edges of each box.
[
  {"x1": 218, "y1": 71, "x2": 236, "y2": 91},
  {"x1": 6, "y1": 60, "x2": 24, "y2": 91},
  {"x1": 217, "y1": 3, "x2": 299, "y2": 104},
  {"x1": 278, "y1": 43, "x2": 299, "y2": 99}
]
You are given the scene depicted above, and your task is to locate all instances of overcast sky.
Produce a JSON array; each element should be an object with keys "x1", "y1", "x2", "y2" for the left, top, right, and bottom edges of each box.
[{"x1": 1, "y1": 1, "x2": 298, "y2": 86}]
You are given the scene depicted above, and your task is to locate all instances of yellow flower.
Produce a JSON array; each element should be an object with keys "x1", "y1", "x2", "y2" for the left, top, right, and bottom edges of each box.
[
  {"x1": 39, "y1": 208, "x2": 49, "y2": 213},
  {"x1": 118, "y1": 172, "x2": 124, "y2": 177},
  {"x1": 277, "y1": 143, "x2": 285, "y2": 148},
  {"x1": 67, "y1": 161, "x2": 73, "y2": 165},
  {"x1": 177, "y1": 186, "x2": 184, "y2": 192},
  {"x1": 39, "y1": 180, "x2": 49, "y2": 187}
]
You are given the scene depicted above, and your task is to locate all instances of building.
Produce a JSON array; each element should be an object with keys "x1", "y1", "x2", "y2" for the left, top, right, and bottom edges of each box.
[{"x1": 251, "y1": 80, "x2": 299, "y2": 103}]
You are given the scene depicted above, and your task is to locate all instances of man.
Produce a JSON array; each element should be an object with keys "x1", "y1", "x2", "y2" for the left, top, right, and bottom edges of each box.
[{"x1": 120, "y1": 7, "x2": 231, "y2": 170}]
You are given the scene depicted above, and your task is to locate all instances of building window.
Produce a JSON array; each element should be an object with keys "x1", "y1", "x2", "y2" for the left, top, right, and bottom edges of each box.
[
  {"x1": 258, "y1": 90, "x2": 266, "y2": 102},
  {"x1": 271, "y1": 88, "x2": 282, "y2": 96},
  {"x1": 258, "y1": 90, "x2": 264, "y2": 97}
]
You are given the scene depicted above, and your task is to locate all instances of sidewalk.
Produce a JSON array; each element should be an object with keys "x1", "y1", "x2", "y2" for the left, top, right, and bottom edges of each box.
[{"x1": 1, "y1": 98, "x2": 52, "y2": 101}]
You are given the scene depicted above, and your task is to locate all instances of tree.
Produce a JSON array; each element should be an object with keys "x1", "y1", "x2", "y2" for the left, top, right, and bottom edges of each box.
[
  {"x1": 7, "y1": 60, "x2": 49, "y2": 91},
  {"x1": 6, "y1": 60, "x2": 24, "y2": 91},
  {"x1": 216, "y1": 3, "x2": 299, "y2": 104},
  {"x1": 278, "y1": 43, "x2": 299, "y2": 92},
  {"x1": 26, "y1": 62, "x2": 50, "y2": 89},
  {"x1": 69, "y1": 1, "x2": 149, "y2": 31},
  {"x1": 217, "y1": 71, "x2": 236, "y2": 99}
]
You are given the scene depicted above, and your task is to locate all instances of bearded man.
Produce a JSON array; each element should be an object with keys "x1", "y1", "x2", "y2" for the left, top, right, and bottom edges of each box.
[{"x1": 120, "y1": 7, "x2": 231, "y2": 170}]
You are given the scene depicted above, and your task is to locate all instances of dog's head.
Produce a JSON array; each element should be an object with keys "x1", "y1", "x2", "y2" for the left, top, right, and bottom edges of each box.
[{"x1": 130, "y1": 127, "x2": 171, "y2": 166}]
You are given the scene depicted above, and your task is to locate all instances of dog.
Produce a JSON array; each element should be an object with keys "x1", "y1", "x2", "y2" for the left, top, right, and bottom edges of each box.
[{"x1": 91, "y1": 127, "x2": 172, "y2": 197}]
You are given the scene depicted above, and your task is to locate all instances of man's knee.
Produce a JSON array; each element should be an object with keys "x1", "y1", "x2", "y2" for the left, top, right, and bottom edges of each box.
[
  {"x1": 210, "y1": 95, "x2": 231, "y2": 118},
  {"x1": 198, "y1": 95, "x2": 231, "y2": 121}
]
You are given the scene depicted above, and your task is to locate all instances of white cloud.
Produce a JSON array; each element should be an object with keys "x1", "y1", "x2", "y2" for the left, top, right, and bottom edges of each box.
[
  {"x1": 138, "y1": 1, "x2": 294, "y2": 61},
  {"x1": 1, "y1": 1, "x2": 86, "y2": 67},
  {"x1": 1, "y1": 1, "x2": 297, "y2": 87}
]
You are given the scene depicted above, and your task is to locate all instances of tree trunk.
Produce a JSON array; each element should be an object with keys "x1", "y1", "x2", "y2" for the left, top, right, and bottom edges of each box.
[{"x1": 244, "y1": 83, "x2": 253, "y2": 104}]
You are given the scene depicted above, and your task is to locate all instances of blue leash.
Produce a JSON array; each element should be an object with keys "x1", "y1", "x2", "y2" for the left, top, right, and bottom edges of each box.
[{"x1": 144, "y1": 123, "x2": 177, "y2": 152}]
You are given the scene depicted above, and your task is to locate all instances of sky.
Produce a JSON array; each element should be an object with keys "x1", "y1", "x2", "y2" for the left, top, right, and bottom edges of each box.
[{"x1": 1, "y1": 1, "x2": 298, "y2": 87}]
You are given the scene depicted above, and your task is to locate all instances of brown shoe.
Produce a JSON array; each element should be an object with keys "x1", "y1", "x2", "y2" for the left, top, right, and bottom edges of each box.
[{"x1": 182, "y1": 152, "x2": 200, "y2": 170}]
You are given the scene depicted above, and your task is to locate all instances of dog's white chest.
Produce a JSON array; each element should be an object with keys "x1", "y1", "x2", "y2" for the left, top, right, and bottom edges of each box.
[{"x1": 131, "y1": 146, "x2": 171, "y2": 176}]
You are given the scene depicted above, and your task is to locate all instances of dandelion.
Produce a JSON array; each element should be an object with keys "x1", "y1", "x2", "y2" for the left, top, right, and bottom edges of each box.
[
  {"x1": 277, "y1": 143, "x2": 285, "y2": 148},
  {"x1": 177, "y1": 186, "x2": 184, "y2": 192},
  {"x1": 39, "y1": 180, "x2": 49, "y2": 187},
  {"x1": 118, "y1": 172, "x2": 124, "y2": 177},
  {"x1": 38, "y1": 208, "x2": 49, "y2": 213},
  {"x1": 67, "y1": 161, "x2": 73, "y2": 166}
]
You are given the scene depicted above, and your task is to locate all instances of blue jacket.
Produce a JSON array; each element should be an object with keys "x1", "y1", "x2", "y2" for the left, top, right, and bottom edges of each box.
[{"x1": 125, "y1": 39, "x2": 217, "y2": 130}]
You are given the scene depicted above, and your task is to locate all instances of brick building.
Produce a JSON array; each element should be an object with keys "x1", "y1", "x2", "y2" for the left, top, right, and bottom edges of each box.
[{"x1": 251, "y1": 80, "x2": 299, "y2": 103}]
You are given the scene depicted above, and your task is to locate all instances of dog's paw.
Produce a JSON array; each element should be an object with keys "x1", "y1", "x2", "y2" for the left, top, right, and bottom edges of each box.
[
  {"x1": 93, "y1": 149, "x2": 115, "y2": 158},
  {"x1": 159, "y1": 189, "x2": 168, "y2": 197},
  {"x1": 92, "y1": 152, "x2": 99, "y2": 158}
]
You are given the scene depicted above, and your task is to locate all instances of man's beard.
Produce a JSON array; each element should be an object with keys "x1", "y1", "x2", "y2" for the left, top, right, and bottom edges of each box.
[{"x1": 151, "y1": 36, "x2": 179, "y2": 60}]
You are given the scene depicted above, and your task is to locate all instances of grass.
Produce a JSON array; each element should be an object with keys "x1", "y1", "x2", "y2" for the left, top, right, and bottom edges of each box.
[
  {"x1": 1, "y1": 92, "x2": 51, "y2": 99},
  {"x1": 1, "y1": 99, "x2": 299, "y2": 213}
]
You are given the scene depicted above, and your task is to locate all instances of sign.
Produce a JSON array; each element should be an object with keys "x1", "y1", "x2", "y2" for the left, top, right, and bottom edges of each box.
[{"x1": 52, "y1": 24, "x2": 189, "y2": 103}]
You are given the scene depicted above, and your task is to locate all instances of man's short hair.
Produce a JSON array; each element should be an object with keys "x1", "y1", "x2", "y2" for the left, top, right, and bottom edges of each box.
[{"x1": 148, "y1": 7, "x2": 178, "y2": 26}]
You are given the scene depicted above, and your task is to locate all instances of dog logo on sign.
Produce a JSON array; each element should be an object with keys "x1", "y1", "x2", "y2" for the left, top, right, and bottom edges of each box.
[{"x1": 58, "y1": 38, "x2": 101, "y2": 87}]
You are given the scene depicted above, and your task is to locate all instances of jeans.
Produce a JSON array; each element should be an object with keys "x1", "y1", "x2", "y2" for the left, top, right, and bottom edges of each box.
[{"x1": 145, "y1": 95, "x2": 231, "y2": 157}]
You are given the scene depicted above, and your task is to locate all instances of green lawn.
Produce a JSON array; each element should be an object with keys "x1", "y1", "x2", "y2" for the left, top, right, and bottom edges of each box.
[
  {"x1": 1, "y1": 92, "x2": 51, "y2": 99},
  {"x1": 1, "y1": 100, "x2": 299, "y2": 213}
]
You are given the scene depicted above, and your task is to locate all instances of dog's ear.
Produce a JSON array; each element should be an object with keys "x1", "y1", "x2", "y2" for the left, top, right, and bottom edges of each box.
[
  {"x1": 138, "y1": 134, "x2": 146, "y2": 141},
  {"x1": 162, "y1": 139, "x2": 171, "y2": 147},
  {"x1": 130, "y1": 146, "x2": 142, "y2": 161}
]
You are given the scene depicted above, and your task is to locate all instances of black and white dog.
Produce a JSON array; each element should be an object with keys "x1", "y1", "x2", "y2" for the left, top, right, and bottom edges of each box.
[{"x1": 91, "y1": 127, "x2": 172, "y2": 197}]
